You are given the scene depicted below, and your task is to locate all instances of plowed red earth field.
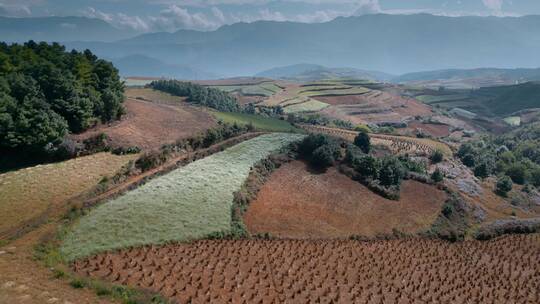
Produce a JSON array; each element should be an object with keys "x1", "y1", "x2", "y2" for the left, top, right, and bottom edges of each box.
[
  {"x1": 315, "y1": 90, "x2": 432, "y2": 124},
  {"x1": 244, "y1": 161, "x2": 446, "y2": 238},
  {"x1": 73, "y1": 234, "x2": 540, "y2": 303},
  {"x1": 403, "y1": 121, "x2": 451, "y2": 138},
  {"x1": 71, "y1": 98, "x2": 216, "y2": 150}
]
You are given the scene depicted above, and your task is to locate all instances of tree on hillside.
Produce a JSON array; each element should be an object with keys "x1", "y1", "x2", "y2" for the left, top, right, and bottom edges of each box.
[
  {"x1": 496, "y1": 176, "x2": 513, "y2": 196},
  {"x1": 379, "y1": 157, "x2": 406, "y2": 186},
  {"x1": 354, "y1": 130, "x2": 370, "y2": 153}
]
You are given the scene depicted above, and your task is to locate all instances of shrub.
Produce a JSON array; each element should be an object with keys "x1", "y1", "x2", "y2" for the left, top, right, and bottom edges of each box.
[
  {"x1": 505, "y1": 162, "x2": 528, "y2": 185},
  {"x1": 431, "y1": 168, "x2": 444, "y2": 183},
  {"x1": 461, "y1": 153, "x2": 476, "y2": 167},
  {"x1": 496, "y1": 176, "x2": 513, "y2": 196},
  {"x1": 379, "y1": 156, "x2": 406, "y2": 186},
  {"x1": 311, "y1": 143, "x2": 341, "y2": 169},
  {"x1": 531, "y1": 167, "x2": 540, "y2": 187},
  {"x1": 298, "y1": 134, "x2": 329, "y2": 157},
  {"x1": 430, "y1": 150, "x2": 444, "y2": 164},
  {"x1": 353, "y1": 155, "x2": 379, "y2": 179},
  {"x1": 473, "y1": 161, "x2": 492, "y2": 178},
  {"x1": 353, "y1": 131, "x2": 371, "y2": 153}
]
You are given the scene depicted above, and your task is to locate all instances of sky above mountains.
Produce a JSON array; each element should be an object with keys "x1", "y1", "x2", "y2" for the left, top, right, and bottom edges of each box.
[{"x1": 1, "y1": 0, "x2": 540, "y2": 32}]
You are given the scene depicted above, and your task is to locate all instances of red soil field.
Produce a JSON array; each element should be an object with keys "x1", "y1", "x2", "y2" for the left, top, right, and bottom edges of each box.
[
  {"x1": 243, "y1": 161, "x2": 446, "y2": 238},
  {"x1": 73, "y1": 234, "x2": 540, "y2": 303},
  {"x1": 317, "y1": 90, "x2": 432, "y2": 124},
  {"x1": 71, "y1": 98, "x2": 216, "y2": 150},
  {"x1": 406, "y1": 121, "x2": 451, "y2": 137}
]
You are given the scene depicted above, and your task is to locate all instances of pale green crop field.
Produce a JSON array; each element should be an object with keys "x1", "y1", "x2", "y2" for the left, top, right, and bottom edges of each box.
[
  {"x1": 210, "y1": 82, "x2": 282, "y2": 97},
  {"x1": 503, "y1": 116, "x2": 521, "y2": 126},
  {"x1": 61, "y1": 133, "x2": 304, "y2": 261},
  {"x1": 283, "y1": 99, "x2": 330, "y2": 113},
  {"x1": 300, "y1": 87, "x2": 370, "y2": 97}
]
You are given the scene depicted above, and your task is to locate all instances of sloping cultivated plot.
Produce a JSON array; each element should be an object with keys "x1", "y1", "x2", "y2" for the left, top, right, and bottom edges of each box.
[
  {"x1": 244, "y1": 161, "x2": 446, "y2": 238},
  {"x1": 61, "y1": 134, "x2": 304, "y2": 261},
  {"x1": 71, "y1": 98, "x2": 216, "y2": 151},
  {"x1": 300, "y1": 125, "x2": 452, "y2": 156},
  {"x1": 0, "y1": 153, "x2": 137, "y2": 239},
  {"x1": 283, "y1": 99, "x2": 330, "y2": 113},
  {"x1": 300, "y1": 87, "x2": 371, "y2": 97},
  {"x1": 74, "y1": 234, "x2": 540, "y2": 303},
  {"x1": 212, "y1": 112, "x2": 300, "y2": 132}
]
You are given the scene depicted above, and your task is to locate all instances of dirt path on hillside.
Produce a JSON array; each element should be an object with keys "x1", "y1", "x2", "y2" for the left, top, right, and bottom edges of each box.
[
  {"x1": 0, "y1": 224, "x2": 117, "y2": 304},
  {"x1": 0, "y1": 133, "x2": 262, "y2": 304}
]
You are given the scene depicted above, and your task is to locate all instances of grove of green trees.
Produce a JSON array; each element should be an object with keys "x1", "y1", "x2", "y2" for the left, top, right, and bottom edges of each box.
[
  {"x1": 149, "y1": 80, "x2": 240, "y2": 112},
  {"x1": 0, "y1": 41, "x2": 124, "y2": 168},
  {"x1": 457, "y1": 122, "x2": 540, "y2": 188}
]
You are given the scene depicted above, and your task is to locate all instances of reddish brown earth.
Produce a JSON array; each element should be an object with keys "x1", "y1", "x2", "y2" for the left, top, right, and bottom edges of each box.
[
  {"x1": 235, "y1": 94, "x2": 265, "y2": 105},
  {"x1": 73, "y1": 234, "x2": 540, "y2": 304},
  {"x1": 244, "y1": 161, "x2": 447, "y2": 238},
  {"x1": 405, "y1": 121, "x2": 451, "y2": 138},
  {"x1": 71, "y1": 98, "x2": 216, "y2": 150},
  {"x1": 0, "y1": 224, "x2": 117, "y2": 304},
  {"x1": 316, "y1": 90, "x2": 433, "y2": 124}
]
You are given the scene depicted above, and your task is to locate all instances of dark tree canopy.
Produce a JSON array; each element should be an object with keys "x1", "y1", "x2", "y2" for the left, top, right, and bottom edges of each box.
[
  {"x1": 149, "y1": 80, "x2": 240, "y2": 112},
  {"x1": 0, "y1": 41, "x2": 124, "y2": 165},
  {"x1": 354, "y1": 131, "x2": 371, "y2": 154}
]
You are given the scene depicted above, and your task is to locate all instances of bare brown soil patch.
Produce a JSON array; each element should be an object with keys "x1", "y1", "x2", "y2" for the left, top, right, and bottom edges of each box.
[
  {"x1": 74, "y1": 234, "x2": 540, "y2": 303},
  {"x1": 0, "y1": 224, "x2": 117, "y2": 304},
  {"x1": 71, "y1": 98, "x2": 216, "y2": 150},
  {"x1": 407, "y1": 121, "x2": 451, "y2": 137},
  {"x1": 314, "y1": 94, "x2": 376, "y2": 106},
  {"x1": 316, "y1": 90, "x2": 433, "y2": 124},
  {"x1": 244, "y1": 161, "x2": 446, "y2": 238}
]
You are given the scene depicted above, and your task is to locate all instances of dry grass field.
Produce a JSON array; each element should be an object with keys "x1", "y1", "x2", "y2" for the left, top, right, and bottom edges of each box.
[
  {"x1": 73, "y1": 234, "x2": 540, "y2": 303},
  {"x1": 0, "y1": 153, "x2": 136, "y2": 239},
  {"x1": 244, "y1": 161, "x2": 446, "y2": 238}
]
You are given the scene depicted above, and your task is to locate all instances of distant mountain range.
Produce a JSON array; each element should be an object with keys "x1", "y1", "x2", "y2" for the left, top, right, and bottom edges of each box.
[{"x1": 3, "y1": 14, "x2": 540, "y2": 78}]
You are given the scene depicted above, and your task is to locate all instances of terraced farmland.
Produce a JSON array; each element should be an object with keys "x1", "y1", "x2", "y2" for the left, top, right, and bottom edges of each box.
[
  {"x1": 74, "y1": 234, "x2": 540, "y2": 304},
  {"x1": 61, "y1": 133, "x2": 304, "y2": 261},
  {"x1": 211, "y1": 81, "x2": 283, "y2": 97},
  {"x1": 0, "y1": 153, "x2": 137, "y2": 239},
  {"x1": 300, "y1": 87, "x2": 371, "y2": 97},
  {"x1": 282, "y1": 99, "x2": 330, "y2": 113}
]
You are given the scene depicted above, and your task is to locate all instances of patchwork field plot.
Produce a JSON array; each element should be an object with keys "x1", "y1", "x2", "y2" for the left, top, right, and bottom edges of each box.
[
  {"x1": 61, "y1": 134, "x2": 304, "y2": 261},
  {"x1": 244, "y1": 161, "x2": 446, "y2": 238},
  {"x1": 211, "y1": 82, "x2": 283, "y2": 97},
  {"x1": 315, "y1": 89, "x2": 433, "y2": 124},
  {"x1": 74, "y1": 234, "x2": 540, "y2": 304},
  {"x1": 301, "y1": 87, "x2": 371, "y2": 97},
  {"x1": 300, "y1": 125, "x2": 452, "y2": 156},
  {"x1": 282, "y1": 99, "x2": 330, "y2": 113},
  {"x1": 0, "y1": 153, "x2": 136, "y2": 239},
  {"x1": 212, "y1": 112, "x2": 299, "y2": 132},
  {"x1": 71, "y1": 98, "x2": 216, "y2": 150}
]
